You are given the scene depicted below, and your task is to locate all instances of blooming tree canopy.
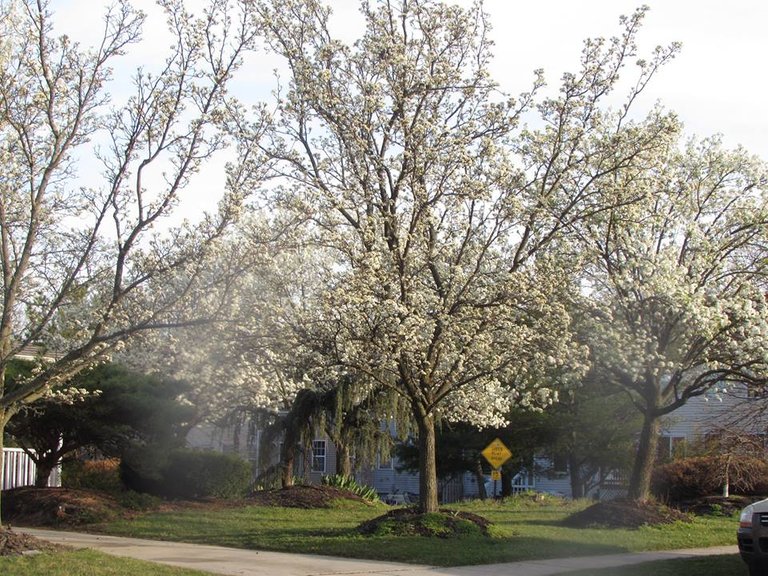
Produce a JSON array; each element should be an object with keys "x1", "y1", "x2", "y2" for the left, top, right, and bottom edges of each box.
[
  {"x1": 0, "y1": 0, "x2": 266, "y2": 519},
  {"x1": 253, "y1": 0, "x2": 679, "y2": 512},
  {"x1": 127, "y1": 216, "x2": 320, "y2": 423},
  {"x1": 578, "y1": 136, "x2": 768, "y2": 500}
]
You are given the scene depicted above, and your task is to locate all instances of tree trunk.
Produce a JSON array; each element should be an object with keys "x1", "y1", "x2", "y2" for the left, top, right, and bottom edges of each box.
[
  {"x1": 569, "y1": 454, "x2": 586, "y2": 499},
  {"x1": 628, "y1": 413, "x2": 660, "y2": 501},
  {"x1": 33, "y1": 453, "x2": 59, "y2": 488},
  {"x1": 474, "y1": 458, "x2": 487, "y2": 500},
  {"x1": 501, "y1": 467, "x2": 512, "y2": 497},
  {"x1": 416, "y1": 413, "x2": 438, "y2": 513},
  {"x1": 335, "y1": 441, "x2": 352, "y2": 477},
  {"x1": 0, "y1": 412, "x2": 7, "y2": 524},
  {"x1": 302, "y1": 440, "x2": 311, "y2": 483},
  {"x1": 0, "y1": 370, "x2": 16, "y2": 524},
  {"x1": 280, "y1": 440, "x2": 295, "y2": 488},
  {"x1": 232, "y1": 416, "x2": 242, "y2": 454}
]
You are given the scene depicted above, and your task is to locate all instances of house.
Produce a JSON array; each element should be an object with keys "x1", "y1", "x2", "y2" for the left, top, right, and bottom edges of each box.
[
  {"x1": 529, "y1": 383, "x2": 768, "y2": 500},
  {"x1": 657, "y1": 385, "x2": 768, "y2": 459},
  {"x1": 186, "y1": 384, "x2": 767, "y2": 502},
  {"x1": 187, "y1": 417, "x2": 529, "y2": 502},
  {"x1": 187, "y1": 417, "x2": 424, "y2": 497}
]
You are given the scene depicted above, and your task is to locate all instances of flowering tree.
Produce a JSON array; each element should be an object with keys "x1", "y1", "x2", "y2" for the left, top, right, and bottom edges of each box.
[
  {"x1": 126, "y1": 214, "x2": 329, "y2": 422},
  {"x1": 0, "y1": 0, "x2": 264, "y2": 519},
  {"x1": 579, "y1": 136, "x2": 768, "y2": 500},
  {"x1": 254, "y1": 0, "x2": 679, "y2": 512}
]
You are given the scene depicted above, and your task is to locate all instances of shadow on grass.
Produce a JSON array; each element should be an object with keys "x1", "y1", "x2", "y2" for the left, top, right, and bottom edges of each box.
[
  {"x1": 249, "y1": 534, "x2": 631, "y2": 566},
  {"x1": 567, "y1": 554, "x2": 743, "y2": 576},
  {"x1": 522, "y1": 519, "x2": 574, "y2": 527},
  {"x1": 96, "y1": 527, "x2": 631, "y2": 567}
]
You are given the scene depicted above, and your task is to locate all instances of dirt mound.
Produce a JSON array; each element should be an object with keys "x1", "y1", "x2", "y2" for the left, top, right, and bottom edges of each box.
[
  {"x1": 563, "y1": 498, "x2": 691, "y2": 529},
  {"x1": 2, "y1": 487, "x2": 126, "y2": 526},
  {"x1": 0, "y1": 527, "x2": 67, "y2": 556},
  {"x1": 249, "y1": 485, "x2": 369, "y2": 508},
  {"x1": 358, "y1": 508, "x2": 492, "y2": 538}
]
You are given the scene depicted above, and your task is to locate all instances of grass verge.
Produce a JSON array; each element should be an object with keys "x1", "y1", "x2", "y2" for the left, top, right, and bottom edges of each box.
[
  {"x1": 0, "y1": 549, "x2": 210, "y2": 576},
  {"x1": 89, "y1": 496, "x2": 738, "y2": 567}
]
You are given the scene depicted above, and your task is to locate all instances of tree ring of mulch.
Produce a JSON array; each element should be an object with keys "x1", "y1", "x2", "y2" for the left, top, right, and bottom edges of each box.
[
  {"x1": 563, "y1": 498, "x2": 691, "y2": 529},
  {"x1": 358, "y1": 507, "x2": 492, "y2": 538},
  {"x1": 248, "y1": 485, "x2": 369, "y2": 508},
  {"x1": 0, "y1": 528, "x2": 68, "y2": 557},
  {"x1": 2, "y1": 487, "x2": 125, "y2": 526}
]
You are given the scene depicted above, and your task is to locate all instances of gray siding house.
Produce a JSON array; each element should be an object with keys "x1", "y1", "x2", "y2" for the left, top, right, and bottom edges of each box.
[{"x1": 187, "y1": 385, "x2": 767, "y2": 502}]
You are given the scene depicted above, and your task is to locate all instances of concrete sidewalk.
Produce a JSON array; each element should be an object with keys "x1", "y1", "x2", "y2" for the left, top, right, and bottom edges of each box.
[{"x1": 20, "y1": 528, "x2": 738, "y2": 576}]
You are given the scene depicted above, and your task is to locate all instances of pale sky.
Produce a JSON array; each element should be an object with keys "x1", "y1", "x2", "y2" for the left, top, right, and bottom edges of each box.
[
  {"x1": 51, "y1": 0, "x2": 768, "y2": 218},
  {"x1": 481, "y1": 0, "x2": 768, "y2": 160},
  {"x1": 54, "y1": 0, "x2": 767, "y2": 154}
]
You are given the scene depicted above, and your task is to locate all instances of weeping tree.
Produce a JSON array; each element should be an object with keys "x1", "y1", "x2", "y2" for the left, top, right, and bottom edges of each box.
[
  {"x1": 253, "y1": 0, "x2": 680, "y2": 512},
  {"x1": 0, "y1": 0, "x2": 265, "y2": 519},
  {"x1": 260, "y1": 373, "x2": 406, "y2": 487}
]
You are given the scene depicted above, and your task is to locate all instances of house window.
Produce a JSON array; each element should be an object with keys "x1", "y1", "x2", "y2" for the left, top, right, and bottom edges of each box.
[
  {"x1": 378, "y1": 449, "x2": 393, "y2": 470},
  {"x1": 552, "y1": 453, "x2": 568, "y2": 475},
  {"x1": 657, "y1": 435, "x2": 686, "y2": 461},
  {"x1": 311, "y1": 440, "x2": 326, "y2": 473}
]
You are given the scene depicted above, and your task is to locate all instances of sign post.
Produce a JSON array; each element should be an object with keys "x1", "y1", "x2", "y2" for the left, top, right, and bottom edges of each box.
[{"x1": 481, "y1": 438, "x2": 512, "y2": 498}]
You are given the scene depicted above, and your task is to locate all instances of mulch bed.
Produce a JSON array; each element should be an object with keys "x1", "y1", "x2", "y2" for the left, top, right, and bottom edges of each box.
[
  {"x1": 249, "y1": 485, "x2": 369, "y2": 508},
  {"x1": 2, "y1": 487, "x2": 125, "y2": 527},
  {"x1": 676, "y1": 494, "x2": 753, "y2": 516},
  {"x1": 563, "y1": 498, "x2": 691, "y2": 529},
  {"x1": 0, "y1": 527, "x2": 67, "y2": 557}
]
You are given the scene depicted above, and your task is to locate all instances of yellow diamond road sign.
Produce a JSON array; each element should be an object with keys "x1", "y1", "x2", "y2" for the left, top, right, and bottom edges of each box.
[{"x1": 482, "y1": 438, "x2": 512, "y2": 469}]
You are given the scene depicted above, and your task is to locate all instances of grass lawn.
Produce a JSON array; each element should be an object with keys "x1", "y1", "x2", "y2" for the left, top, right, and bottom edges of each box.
[
  {"x1": 567, "y1": 554, "x2": 745, "y2": 576},
  {"x1": 89, "y1": 496, "x2": 739, "y2": 567},
  {"x1": 0, "y1": 549, "x2": 210, "y2": 576}
]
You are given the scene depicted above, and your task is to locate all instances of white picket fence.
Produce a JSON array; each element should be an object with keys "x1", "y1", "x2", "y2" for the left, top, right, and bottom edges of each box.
[{"x1": 1, "y1": 447, "x2": 61, "y2": 490}]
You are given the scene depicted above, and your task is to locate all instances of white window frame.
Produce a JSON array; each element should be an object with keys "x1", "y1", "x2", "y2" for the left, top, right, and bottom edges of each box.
[
  {"x1": 658, "y1": 434, "x2": 686, "y2": 460},
  {"x1": 311, "y1": 439, "x2": 327, "y2": 473},
  {"x1": 377, "y1": 449, "x2": 394, "y2": 470}
]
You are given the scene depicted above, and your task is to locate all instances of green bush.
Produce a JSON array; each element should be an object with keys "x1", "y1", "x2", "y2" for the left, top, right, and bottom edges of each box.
[
  {"x1": 165, "y1": 449, "x2": 253, "y2": 499},
  {"x1": 321, "y1": 474, "x2": 379, "y2": 502},
  {"x1": 120, "y1": 446, "x2": 252, "y2": 500},
  {"x1": 116, "y1": 490, "x2": 162, "y2": 511},
  {"x1": 119, "y1": 445, "x2": 169, "y2": 496}
]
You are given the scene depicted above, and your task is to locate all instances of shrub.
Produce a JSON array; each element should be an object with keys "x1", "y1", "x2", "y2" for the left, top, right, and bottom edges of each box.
[
  {"x1": 652, "y1": 455, "x2": 768, "y2": 504},
  {"x1": 164, "y1": 449, "x2": 253, "y2": 499},
  {"x1": 120, "y1": 446, "x2": 252, "y2": 500},
  {"x1": 63, "y1": 459, "x2": 123, "y2": 492},
  {"x1": 321, "y1": 474, "x2": 379, "y2": 502},
  {"x1": 116, "y1": 490, "x2": 162, "y2": 511},
  {"x1": 119, "y1": 445, "x2": 169, "y2": 496}
]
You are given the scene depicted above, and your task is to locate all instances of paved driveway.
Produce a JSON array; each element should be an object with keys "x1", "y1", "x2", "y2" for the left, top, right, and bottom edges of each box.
[{"x1": 20, "y1": 528, "x2": 738, "y2": 576}]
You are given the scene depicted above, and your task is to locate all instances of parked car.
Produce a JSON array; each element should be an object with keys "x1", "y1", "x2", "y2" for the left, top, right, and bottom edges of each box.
[
  {"x1": 382, "y1": 492, "x2": 414, "y2": 505},
  {"x1": 738, "y1": 498, "x2": 768, "y2": 575}
]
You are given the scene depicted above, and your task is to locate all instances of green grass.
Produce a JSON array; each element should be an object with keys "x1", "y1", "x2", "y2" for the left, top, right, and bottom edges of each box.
[
  {"x1": 0, "y1": 549, "x2": 210, "y2": 576},
  {"x1": 567, "y1": 554, "x2": 745, "y2": 576},
  {"x1": 88, "y1": 496, "x2": 739, "y2": 567}
]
